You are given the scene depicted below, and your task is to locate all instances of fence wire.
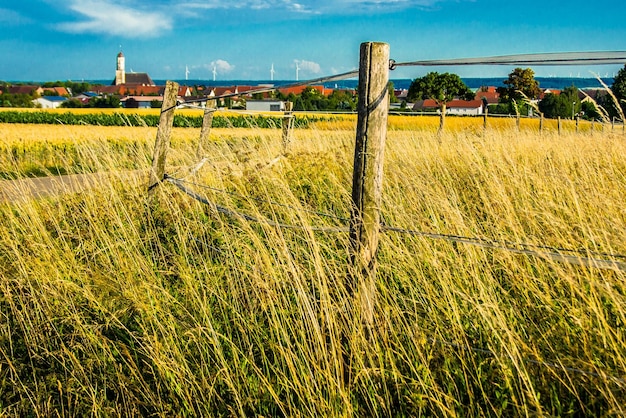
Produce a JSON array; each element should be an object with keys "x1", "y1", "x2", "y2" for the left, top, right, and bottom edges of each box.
[
  {"x1": 168, "y1": 69, "x2": 360, "y2": 112},
  {"x1": 391, "y1": 51, "x2": 626, "y2": 68},
  {"x1": 162, "y1": 175, "x2": 626, "y2": 273}
]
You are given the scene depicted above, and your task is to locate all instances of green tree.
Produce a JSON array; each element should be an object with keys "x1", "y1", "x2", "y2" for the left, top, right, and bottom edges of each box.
[
  {"x1": 497, "y1": 68, "x2": 541, "y2": 115},
  {"x1": 89, "y1": 95, "x2": 120, "y2": 108},
  {"x1": 388, "y1": 81, "x2": 398, "y2": 104},
  {"x1": 610, "y1": 64, "x2": 626, "y2": 119},
  {"x1": 538, "y1": 85, "x2": 581, "y2": 119},
  {"x1": 407, "y1": 72, "x2": 474, "y2": 134},
  {"x1": 60, "y1": 99, "x2": 85, "y2": 108}
]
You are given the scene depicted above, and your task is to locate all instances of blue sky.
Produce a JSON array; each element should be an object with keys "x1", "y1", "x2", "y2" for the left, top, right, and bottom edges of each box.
[{"x1": 2, "y1": 0, "x2": 625, "y2": 82}]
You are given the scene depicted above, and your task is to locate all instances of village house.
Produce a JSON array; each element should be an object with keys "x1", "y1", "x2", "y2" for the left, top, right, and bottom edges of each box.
[
  {"x1": 120, "y1": 96, "x2": 164, "y2": 108},
  {"x1": 42, "y1": 87, "x2": 71, "y2": 96},
  {"x1": 246, "y1": 99, "x2": 286, "y2": 112},
  {"x1": 8, "y1": 85, "x2": 44, "y2": 96},
  {"x1": 33, "y1": 96, "x2": 68, "y2": 108},
  {"x1": 474, "y1": 86, "x2": 500, "y2": 105},
  {"x1": 413, "y1": 98, "x2": 485, "y2": 115}
]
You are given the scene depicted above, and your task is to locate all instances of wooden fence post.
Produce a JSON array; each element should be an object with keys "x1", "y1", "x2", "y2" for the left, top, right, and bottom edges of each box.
[
  {"x1": 576, "y1": 116, "x2": 580, "y2": 133},
  {"x1": 197, "y1": 99, "x2": 216, "y2": 159},
  {"x1": 149, "y1": 80, "x2": 179, "y2": 192},
  {"x1": 539, "y1": 114, "x2": 544, "y2": 134},
  {"x1": 483, "y1": 107, "x2": 488, "y2": 131},
  {"x1": 558, "y1": 116, "x2": 562, "y2": 135},
  {"x1": 282, "y1": 101, "x2": 294, "y2": 154},
  {"x1": 348, "y1": 42, "x2": 389, "y2": 328}
]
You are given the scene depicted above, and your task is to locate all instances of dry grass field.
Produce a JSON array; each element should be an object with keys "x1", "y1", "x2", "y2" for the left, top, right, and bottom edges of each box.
[{"x1": 0, "y1": 114, "x2": 625, "y2": 416}]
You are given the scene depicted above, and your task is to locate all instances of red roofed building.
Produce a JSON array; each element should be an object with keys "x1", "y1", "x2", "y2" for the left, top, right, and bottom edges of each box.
[
  {"x1": 475, "y1": 87, "x2": 499, "y2": 105},
  {"x1": 278, "y1": 85, "x2": 333, "y2": 96},
  {"x1": 8, "y1": 85, "x2": 44, "y2": 96},
  {"x1": 42, "y1": 87, "x2": 71, "y2": 96},
  {"x1": 414, "y1": 99, "x2": 485, "y2": 115}
]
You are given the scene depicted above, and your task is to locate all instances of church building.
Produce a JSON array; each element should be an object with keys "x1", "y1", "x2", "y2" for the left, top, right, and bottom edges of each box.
[{"x1": 113, "y1": 51, "x2": 155, "y2": 86}]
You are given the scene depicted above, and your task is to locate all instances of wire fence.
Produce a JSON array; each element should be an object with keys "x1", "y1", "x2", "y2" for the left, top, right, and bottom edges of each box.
[
  {"x1": 164, "y1": 176, "x2": 626, "y2": 273},
  {"x1": 156, "y1": 49, "x2": 626, "y2": 271},
  {"x1": 153, "y1": 48, "x2": 626, "y2": 387}
]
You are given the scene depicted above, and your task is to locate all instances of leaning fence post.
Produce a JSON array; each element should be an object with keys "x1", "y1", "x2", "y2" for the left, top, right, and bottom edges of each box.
[
  {"x1": 348, "y1": 42, "x2": 389, "y2": 329},
  {"x1": 197, "y1": 99, "x2": 216, "y2": 159},
  {"x1": 282, "y1": 101, "x2": 294, "y2": 154},
  {"x1": 558, "y1": 116, "x2": 562, "y2": 135},
  {"x1": 149, "y1": 81, "x2": 179, "y2": 192}
]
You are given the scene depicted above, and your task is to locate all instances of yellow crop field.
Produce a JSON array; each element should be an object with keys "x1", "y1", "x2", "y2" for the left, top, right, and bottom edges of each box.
[{"x1": 1, "y1": 117, "x2": 625, "y2": 416}]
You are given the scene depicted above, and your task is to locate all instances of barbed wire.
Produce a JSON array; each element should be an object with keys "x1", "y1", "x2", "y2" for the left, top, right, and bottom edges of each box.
[
  {"x1": 382, "y1": 225, "x2": 626, "y2": 272},
  {"x1": 171, "y1": 177, "x2": 350, "y2": 223},
  {"x1": 165, "y1": 176, "x2": 349, "y2": 233},
  {"x1": 390, "y1": 51, "x2": 626, "y2": 69},
  {"x1": 162, "y1": 69, "x2": 360, "y2": 113},
  {"x1": 160, "y1": 175, "x2": 626, "y2": 272}
]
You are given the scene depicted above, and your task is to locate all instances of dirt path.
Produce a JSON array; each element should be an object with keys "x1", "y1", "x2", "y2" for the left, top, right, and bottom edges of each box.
[{"x1": 0, "y1": 171, "x2": 147, "y2": 203}]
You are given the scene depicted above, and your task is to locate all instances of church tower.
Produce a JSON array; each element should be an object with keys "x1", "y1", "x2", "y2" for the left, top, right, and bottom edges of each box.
[{"x1": 115, "y1": 51, "x2": 126, "y2": 85}]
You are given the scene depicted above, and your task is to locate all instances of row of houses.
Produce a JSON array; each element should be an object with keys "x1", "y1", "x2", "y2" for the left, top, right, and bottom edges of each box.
[{"x1": 2, "y1": 81, "x2": 605, "y2": 113}]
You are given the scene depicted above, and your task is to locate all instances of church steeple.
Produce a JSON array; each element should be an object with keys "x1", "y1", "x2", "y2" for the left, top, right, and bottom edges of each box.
[{"x1": 115, "y1": 51, "x2": 125, "y2": 85}]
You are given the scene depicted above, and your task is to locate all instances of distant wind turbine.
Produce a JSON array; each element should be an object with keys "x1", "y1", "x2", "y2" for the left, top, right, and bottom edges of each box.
[
  {"x1": 295, "y1": 61, "x2": 300, "y2": 81},
  {"x1": 270, "y1": 63, "x2": 275, "y2": 81},
  {"x1": 212, "y1": 65, "x2": 217, "y2": 81},
  {"x1": 185, "y1": 65, "x2": 190, "y2": 81}
]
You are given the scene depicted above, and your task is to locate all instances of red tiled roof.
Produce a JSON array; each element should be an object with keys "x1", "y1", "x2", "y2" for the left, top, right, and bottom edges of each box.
[
  {"x1": 475, "y1": 90, "x2": 499, "y2": 104},
  {"x1": 8, "y1": 85, "x2": 43, "y2": 95},
  {"x1": 416, "y1": 99, "x2": 484, "y2": 109},
  {"x1": 43, "y1": 87, "x2": 70, "y2": 96},
  {"x1": 447, "y1": 99, "x2": 484, "y2": 108},
  {"x1": 278, "y1": 85, "x2": 333, "y2": 96}
]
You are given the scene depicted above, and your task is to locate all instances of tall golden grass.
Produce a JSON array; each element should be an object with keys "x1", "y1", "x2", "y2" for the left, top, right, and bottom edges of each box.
[{"x1": 0, "y1": 117, "x2": 625, "y2": 416}]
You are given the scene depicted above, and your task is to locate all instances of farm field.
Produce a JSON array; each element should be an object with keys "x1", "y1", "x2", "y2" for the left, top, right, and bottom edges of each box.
[{"x1": 0, "y1": 114, "x2": 625, "y2": 416}]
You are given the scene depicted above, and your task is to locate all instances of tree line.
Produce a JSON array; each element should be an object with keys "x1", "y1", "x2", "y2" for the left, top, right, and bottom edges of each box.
[{"x1": 407, "y1": 65, "x2": 626, "y2": 131}]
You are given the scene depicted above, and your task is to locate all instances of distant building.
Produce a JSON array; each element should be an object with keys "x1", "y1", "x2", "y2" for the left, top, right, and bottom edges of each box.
[
  {"x1": 33, "y1": 96, "x2": 68, "y2": 108},
  {"x1": 8, "y1": 85, "x2": 44, "y2": 96},
  {"x1": 113, "y1": 51, "x2": 155, "y2": 86},
  {"x1": 413, "y1": 99, "x2": 485, "y2": 115},
  {"x1": 246, "y1": 99, "x2": 286, "y2": 112},
  {"x1": 120, "y1": 96, "x2": 163, "y2": 109}
]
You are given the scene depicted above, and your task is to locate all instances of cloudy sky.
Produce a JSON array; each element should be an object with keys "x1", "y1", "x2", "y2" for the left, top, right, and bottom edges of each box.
[{"x1": 2, "y1": 0, "x2": 625, "y2": 82}]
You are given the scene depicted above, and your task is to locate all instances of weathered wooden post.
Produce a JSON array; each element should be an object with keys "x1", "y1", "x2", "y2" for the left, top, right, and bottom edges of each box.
[
  {"x1": 483, "y1": 107, "x2": 488, "y2": 131},
  {"x1": 148, "y1": 80, "x2": 179, "y2": 192},
  {"x1": 539, "y1": 113, "x2": 544, "y2": 134},
  {"x1": 348, "y1": 42, "x2": 389, "y2": 329},
  {"x1": 197, "y1": 99, "x2": 216, "y2": 159},
  {"x1": 282, "y1": 101, "x2": 294, "y2": 154},
  {"x1": 576, "y1": 115, "x2": 580, "y2": 133},
  {"x1": 558, "y1": 116, "x2": 562, "y2": 135}
]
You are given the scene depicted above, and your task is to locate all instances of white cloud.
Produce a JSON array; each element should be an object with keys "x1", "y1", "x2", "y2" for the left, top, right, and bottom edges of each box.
[
  {"x1": 178, "y1": 0, "x2": 444, "y2": 15},
  {"x1": 52, "y1": 0, "x2": 451, "y2": 38},
  {"x1": 295, "y1": 59, "x2": 321, "y2": 75},
  {"x1": 56, "y1": 0, "x2": 172, "y2": 37},
  {"x1": 209, "y1": 59, "x2": 235, "y2": 74}
]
